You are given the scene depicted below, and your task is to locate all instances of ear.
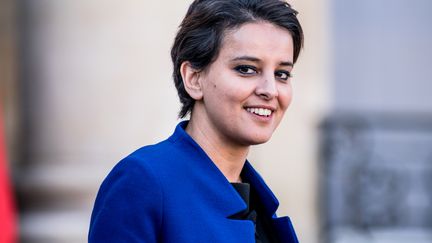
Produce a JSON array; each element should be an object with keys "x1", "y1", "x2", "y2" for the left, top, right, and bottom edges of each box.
[{"x1": 180, "y1": 61, "x2": 203, "y2": 100}]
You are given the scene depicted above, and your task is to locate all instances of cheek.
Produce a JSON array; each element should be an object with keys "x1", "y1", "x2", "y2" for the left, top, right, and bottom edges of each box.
[
  {"x1": 206, "y1": 71, "x2": 253, "y2": 104},
  {"x1": 206, "y1": 82, "x2": 237, "y2": 109},
  {"x1": 222, "y1": 82, "x2": 252, "y2": 103},
  {"x1": 278, "y1": 84, "x2": 293, "y2": 110}
]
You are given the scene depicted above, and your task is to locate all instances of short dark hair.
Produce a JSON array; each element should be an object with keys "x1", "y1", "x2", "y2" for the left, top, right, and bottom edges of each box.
[{"x1": 171, "y1": 0, "x2": 304, "y2": 118}]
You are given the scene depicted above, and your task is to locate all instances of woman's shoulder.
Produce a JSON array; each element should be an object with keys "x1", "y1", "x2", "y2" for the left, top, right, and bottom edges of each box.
[
  {"x1": 89, "y1": 144, "x2": 166, "y2": 241},
  {"x1": 101, "y1": 136, "x2": 187, "y2": 187},
  {"x1": 96, "y1": 148, "x2": 163, "y2": 198},
  {"x1": 119, "y1": 137, "x2": 181, "y2": 170}
]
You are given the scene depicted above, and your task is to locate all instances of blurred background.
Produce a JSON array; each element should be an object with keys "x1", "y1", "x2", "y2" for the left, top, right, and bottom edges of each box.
[{"x1": 1, "y1": 0, "x2": 431, "y2": 242}]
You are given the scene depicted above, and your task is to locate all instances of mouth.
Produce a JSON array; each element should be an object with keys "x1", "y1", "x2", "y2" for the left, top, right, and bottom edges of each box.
[{"x1": 245, "y1": 107, "x2": 273, "y2": 117}]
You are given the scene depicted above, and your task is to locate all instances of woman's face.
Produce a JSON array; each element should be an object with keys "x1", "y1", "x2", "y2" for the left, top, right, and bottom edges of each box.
[{"x1": 193, "y1": 21, "x2": 294, "y2": 147}]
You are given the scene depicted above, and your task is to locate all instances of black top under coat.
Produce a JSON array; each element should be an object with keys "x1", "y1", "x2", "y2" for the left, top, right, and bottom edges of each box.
[{"x1": 230, "y1": 182, "x2": 279, "y2": 243}]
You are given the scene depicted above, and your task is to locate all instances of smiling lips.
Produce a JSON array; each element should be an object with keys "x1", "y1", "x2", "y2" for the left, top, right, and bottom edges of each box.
[{"x1": 246, "y1": 107, "x2": 273, "y2": 117}]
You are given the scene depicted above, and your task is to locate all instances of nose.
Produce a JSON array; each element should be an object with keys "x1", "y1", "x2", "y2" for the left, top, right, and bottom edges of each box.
[{"x1": 255, "y1": 74, "x2": 278, "y2": 100}]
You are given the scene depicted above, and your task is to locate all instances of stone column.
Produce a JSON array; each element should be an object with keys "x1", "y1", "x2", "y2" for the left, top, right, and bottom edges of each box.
[
  {"x1": 18, "y1": 1, "x2": 189, "y2": 242},
  {"x1": 1, "y1": 0, "x2": 20, "y2": 162}
]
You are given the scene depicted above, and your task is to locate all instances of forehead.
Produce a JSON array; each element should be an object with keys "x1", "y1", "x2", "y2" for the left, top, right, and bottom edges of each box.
[{"x1": 220, "y1": 21, "x2": 294, "y2": 62}]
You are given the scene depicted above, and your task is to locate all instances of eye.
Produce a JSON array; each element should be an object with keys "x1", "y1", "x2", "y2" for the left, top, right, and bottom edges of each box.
[
  {"x1": 234, "y1": 65, "x2": 257, "y2": 75},
  {"x1": 275, "y1": 70, "x2": 292, "y2": 81}
]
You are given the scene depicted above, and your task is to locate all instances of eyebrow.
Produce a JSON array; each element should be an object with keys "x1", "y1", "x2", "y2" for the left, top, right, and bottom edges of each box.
[{"x1": 230, "y1": 55, "x2": 293, "y2": 67}]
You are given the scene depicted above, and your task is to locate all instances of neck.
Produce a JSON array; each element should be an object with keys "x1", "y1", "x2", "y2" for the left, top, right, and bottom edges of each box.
[{"x1": 185, "y1": 116, "x2": 249, "y2": 183}]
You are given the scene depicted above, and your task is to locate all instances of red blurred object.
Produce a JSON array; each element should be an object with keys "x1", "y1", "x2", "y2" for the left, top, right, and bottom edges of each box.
[{"x1": 0, "y1": 107, "x2": 17, "y2": 243}]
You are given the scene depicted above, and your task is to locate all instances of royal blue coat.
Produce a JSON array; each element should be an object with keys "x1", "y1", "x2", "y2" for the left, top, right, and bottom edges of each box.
[{"x1": 89, "y1": 121, "x2": 299, "y2": 242}]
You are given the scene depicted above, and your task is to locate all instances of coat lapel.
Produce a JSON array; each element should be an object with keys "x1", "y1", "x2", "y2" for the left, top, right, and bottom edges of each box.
[
  {"x1": 169, "y1": 121, "x2": 253, "y2": 219},
  {"x1": 242, "y1": 161, "x2": 299, "y2": 243},
  {"x1": 170, "y1": 121, "x2": 298, "y2": 242}
]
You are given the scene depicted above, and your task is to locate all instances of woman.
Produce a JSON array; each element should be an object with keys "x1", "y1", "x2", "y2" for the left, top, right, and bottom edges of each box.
[{"x1": 89, "y1": 0, "x2": 303, "y2": 242}]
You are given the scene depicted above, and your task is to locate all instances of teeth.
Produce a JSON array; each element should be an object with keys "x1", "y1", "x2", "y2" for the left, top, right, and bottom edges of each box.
[{"x1": 246, "y1": 108, "x2": 272, "y2": 117}]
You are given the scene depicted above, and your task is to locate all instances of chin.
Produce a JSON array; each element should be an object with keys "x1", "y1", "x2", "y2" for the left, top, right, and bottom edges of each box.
[{"x1": 244, "y1": 134, "x2": 273, "y2": 145}]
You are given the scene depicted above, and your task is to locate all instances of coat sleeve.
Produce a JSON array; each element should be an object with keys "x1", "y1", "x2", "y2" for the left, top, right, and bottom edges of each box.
[{"x1": 88, "y1": 155, "x2": 163, "y2": 242}]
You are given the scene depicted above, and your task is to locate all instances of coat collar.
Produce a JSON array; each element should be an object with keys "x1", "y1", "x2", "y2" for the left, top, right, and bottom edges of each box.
[
  {"x1": 169, "y1": 121, "x2": 299, "y2": 243},
  {"x1": 242, "y1": 161, "x2": 299, "y2": 243},
  {"x1": 168, "y1": 120, "x2": 248, "y2": 218}
]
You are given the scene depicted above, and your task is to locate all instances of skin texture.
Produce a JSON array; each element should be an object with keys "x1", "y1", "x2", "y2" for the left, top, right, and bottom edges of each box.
[{"x1": 181, "y1": 21, "x2": 295, "y2": 182}]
